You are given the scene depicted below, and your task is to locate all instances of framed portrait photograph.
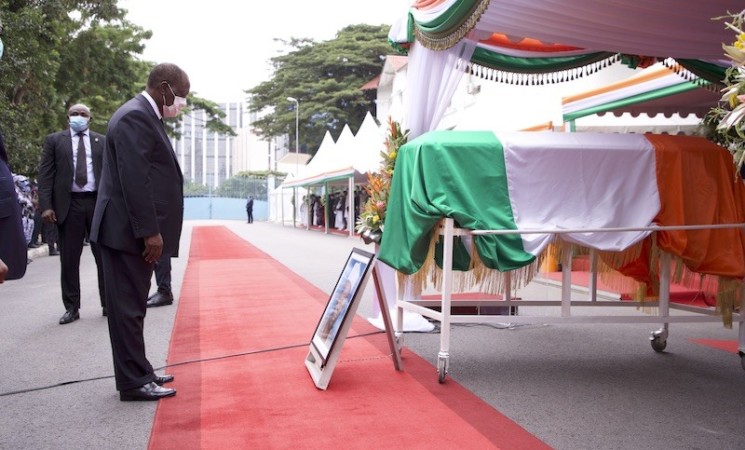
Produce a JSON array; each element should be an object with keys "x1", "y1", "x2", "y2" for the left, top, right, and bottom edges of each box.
[{"x1": 305, "y1": 248, "x2": 375, "y2": 390}]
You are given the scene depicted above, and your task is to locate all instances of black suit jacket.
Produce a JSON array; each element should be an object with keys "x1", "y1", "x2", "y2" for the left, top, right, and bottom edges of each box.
[
  {"x1": 0, "y1": 131, "x2": 27, "y2": 280},
  {"x1": 91, "y1": 94, "x2": 184, "y2": 257},
  {"x1": 37, "y1": 128, "x2": 104, "y2": 224}
]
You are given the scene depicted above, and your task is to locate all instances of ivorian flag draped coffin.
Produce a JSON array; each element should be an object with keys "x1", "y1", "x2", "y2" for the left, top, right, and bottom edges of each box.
[{"x1": 377, "y1": 131, "x2": 745, "y2": 326}]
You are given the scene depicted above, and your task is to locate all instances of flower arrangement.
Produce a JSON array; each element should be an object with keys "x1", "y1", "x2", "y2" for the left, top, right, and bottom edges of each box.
[
  {"x1": 704, "y1": 10, "x2": 745, "y2": 168},
  {"x1": 356, "y1": 117, "x2": 409, "y2": 244}
]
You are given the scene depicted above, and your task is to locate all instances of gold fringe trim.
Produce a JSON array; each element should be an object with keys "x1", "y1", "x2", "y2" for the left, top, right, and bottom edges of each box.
[
  {"x1": 466, "y1": 54, "x2": 621, "y2": 85},
  {"x1": 395, "y1": 226, "x2": 744, "y2": 328},
  {"x1": 715, "y1": 277, "x2": 741, "y2": 329},
  {"x1": 414, "y1": 0, "x2": 492, "y2": 51}
]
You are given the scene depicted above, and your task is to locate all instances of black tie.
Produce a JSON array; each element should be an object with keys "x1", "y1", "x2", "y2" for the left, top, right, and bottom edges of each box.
[{"x1": 75, "y1": 132, "x2": 87, "y2": 188}]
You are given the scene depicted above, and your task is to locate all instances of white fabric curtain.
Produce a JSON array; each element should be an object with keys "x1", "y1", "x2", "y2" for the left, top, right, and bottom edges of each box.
[{"x1": 404, "y1": 33, "x2": 478, "y2": 139}]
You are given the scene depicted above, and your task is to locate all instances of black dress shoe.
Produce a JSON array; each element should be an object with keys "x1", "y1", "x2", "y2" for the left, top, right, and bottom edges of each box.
[
  {"x1": 146, "y1": 291, "x2": 174, "y2": 308},
  {"x1": 154, "y1": 374, "x2": 174, "y2": 385},
  {"x1": 119, "y1": 382, "x2": 176, "y2": 401},
  {"x1": 49, "y1": 248, "x2": 59, "y2": 256},
  {"x1": 59, "y1": 309, "x2": 79, "y2": 325}
]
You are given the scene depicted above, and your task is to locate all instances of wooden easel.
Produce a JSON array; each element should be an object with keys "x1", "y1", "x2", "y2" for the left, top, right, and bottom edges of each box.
[{"x1": 305, "y1": 254, "x2": 402, "y2": 390}]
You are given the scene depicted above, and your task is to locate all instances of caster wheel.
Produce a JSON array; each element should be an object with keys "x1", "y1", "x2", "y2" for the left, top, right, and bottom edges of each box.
[
  {"x1": 437, "y1": 357, "x2": 448, "y2": 384},
  {"x1": 651, "y1": 336, "x2": 667, "y2": 353}
]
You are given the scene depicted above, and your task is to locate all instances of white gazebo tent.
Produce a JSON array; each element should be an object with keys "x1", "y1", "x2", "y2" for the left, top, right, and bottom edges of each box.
[{"x1": 280, "y1": 114, "x2": 385, "y2": 237}]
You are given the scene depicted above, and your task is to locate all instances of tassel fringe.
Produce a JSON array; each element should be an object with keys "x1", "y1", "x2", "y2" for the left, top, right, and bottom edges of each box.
[
  {"x1": 396, "y1": 227, "x2": 743, "y2": 328},
  {"x1": 466, "y1": 54, "x2": 621, "y2": 85}
]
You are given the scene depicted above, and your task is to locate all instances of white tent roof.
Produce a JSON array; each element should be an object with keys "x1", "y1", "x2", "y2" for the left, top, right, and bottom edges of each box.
[
  {"x1": 281, "y1": 114, "x2": 384, "y2": 189},
  {"x1": 350, "y1": 112, "x2": 385, "y2": 174}
]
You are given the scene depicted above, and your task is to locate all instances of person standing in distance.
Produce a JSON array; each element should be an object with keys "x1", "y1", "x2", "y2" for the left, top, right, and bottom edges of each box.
[
  {"x1": 246, "y1": 195, "x2": 254, "y2": 223},
  {"x1": 90, "y1": 63, "x2": 188, "y2": 401},
  {"x1": 37, "y1": 104, "x2": 107, "y2": 323}
]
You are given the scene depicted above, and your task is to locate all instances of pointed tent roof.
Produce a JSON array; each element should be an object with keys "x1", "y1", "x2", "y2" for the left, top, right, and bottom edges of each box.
[
  {"x1": 281, "y1": 118, "x2": 386, "y2": 189},
  {"x1": 282, "y1": 125, "x2": 357, "y2": 188},
  {"x1": 352, "y1": 112, "x2": 385, "y2": 174}
]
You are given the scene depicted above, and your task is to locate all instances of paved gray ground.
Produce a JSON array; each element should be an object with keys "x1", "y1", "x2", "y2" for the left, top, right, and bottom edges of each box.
[{"x1": 1, "y1": 220, "x2": 744, "y2": 449}]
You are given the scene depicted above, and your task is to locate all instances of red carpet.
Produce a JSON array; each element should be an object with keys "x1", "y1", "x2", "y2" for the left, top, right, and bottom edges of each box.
[
  {"x1": 690, "y1": 339, "x2": 739, "y2": 354},
  {"x1": 148, "y1": 226, "x2": 549, "y2": 449}
]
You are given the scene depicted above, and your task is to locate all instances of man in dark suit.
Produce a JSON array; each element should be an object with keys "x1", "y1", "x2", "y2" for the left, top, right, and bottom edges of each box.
[
  {"x1": 0, "y1": 128, "x2": 27, "y2": 283},
  {"x1": 91, "y1": 62, "x2": 188, "y2": 401},
  {"x1": 246, "y1": 195, "x2": 254, "y2": 223},
  {"x1": 38, "y1": 104, "x2": 106, "y2": 324}
]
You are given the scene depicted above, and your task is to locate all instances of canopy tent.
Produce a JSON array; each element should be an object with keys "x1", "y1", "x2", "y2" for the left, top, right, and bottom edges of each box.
[
  {"x1": 281, "y1": 113, "x2": 384, "y2": 189},
  {"x1": 387, "y1": 0, "x2": 739, "y2": 139},
  {"x1": 562, "y1": 62, "x2": 722, "y2": 123},
  {"x1": 278, "y1": 113, "x2": 385, "y2": 237}
]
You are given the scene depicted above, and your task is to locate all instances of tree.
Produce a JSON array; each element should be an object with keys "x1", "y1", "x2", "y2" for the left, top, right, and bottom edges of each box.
[
  {"x1": 0, "y1": 0, "x2": 234, "y2": 177},
  {"x1": 0, "y1": 0, "x2": 143, "y2": 174},
  {"x1": 246, "y1": 24, "x2": 392, "y2": 157},
  {"x1": 704, "y1": 10, "x2": 745, "y2": 169}
]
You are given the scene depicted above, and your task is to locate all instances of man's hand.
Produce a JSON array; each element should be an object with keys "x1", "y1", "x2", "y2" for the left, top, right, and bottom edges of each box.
[
  {"x1": 0, "y1": 258, "x2": 8, "y2": 283},
  {"x1": 41, "y1": 209, "x2": 57, "y2": 224},
  {"x1": 142, "y1": 233, "x2": 163, "y2": 264}
]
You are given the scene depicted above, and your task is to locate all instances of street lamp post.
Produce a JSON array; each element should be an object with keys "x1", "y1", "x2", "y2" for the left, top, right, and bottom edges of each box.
[
  {"x1": 286, "y1": 97, "x2": 299, "y2": 175},
  {"x1": 287, "y1": 97, "x2": 299, "y2": 228}
]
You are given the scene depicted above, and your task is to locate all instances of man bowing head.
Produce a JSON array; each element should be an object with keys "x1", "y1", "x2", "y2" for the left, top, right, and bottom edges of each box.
[{"x1": 91, "y1": 63, "x2": 189, "y2": 401}]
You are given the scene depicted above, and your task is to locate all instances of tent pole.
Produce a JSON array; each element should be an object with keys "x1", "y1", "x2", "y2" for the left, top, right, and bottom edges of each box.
[
  {"x1": 324, "y1": 183, "x2": 329, "y2": 235},
  {"x1": 348, "y1": 176, "x2": 354, "y2": 238}
]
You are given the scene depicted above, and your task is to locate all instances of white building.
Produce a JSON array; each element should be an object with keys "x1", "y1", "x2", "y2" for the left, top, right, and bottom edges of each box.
[{"x1": 173, "y1": 102, "x2": 301, "y2": 189}]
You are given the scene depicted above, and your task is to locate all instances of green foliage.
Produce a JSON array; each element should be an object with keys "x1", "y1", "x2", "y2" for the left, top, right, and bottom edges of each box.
[
  {"x1": 0, "y1": 0, "x2": 141, "y2": 175},
  {"x1": 246, "y1": 24, "x2": 392, "y2": 157},
  {"x1": 182, "y1": 179, "x2": 210, "y2": 197},
  {"x1": 184, "y1": 171, "x2": 287, "y2": 201},
  {"x1": 173, "y1": 95, "x2": 237, "y2": 138},
  {"x1": 704, "y1": 10, "x2": 745, "y2": 168},
  {"x1": 0, "y1": 0, "x2": 234, "y2": 178}
]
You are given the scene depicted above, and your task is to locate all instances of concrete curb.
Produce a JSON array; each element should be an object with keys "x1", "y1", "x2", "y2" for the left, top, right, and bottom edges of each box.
[{"x1": 27, "y1": 243, "x2": 54, "y2": 260}]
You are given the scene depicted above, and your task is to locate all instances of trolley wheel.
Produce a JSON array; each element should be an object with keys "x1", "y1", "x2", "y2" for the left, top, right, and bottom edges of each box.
[
  {"x1": 651, "y1": 336, "x2": 667, "y2": 353},
  {"x1": 437, "y1": 357, "x2": 448, "y2": 384},
  {"x1": 394, "y1": 335, "x2": 404, "y2": 354}
]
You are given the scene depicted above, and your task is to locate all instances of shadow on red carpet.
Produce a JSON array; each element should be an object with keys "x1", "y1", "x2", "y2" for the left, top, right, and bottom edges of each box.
[{"x1": 148, "y1": 226, "x2": 549, "y2": 449}]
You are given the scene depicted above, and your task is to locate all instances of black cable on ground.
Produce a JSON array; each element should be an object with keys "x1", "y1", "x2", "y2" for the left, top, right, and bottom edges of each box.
[{"x1": 0, "y1": 330, "x2": 385, "y2": 397}]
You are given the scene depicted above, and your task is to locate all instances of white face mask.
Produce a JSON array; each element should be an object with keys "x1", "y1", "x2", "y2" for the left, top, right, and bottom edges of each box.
[{"x1": 162, "y1": 83, "x2": 187, "y2": 118}]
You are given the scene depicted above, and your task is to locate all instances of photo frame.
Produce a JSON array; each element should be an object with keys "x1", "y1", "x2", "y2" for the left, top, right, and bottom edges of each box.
[{"x1": 305, "y1": 248, "x2": 375, "y2": 390}]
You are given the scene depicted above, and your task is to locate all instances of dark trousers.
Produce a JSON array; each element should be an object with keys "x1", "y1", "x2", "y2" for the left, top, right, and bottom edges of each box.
[
  {"x1": 31, "y1": 211, "x2": 42, "y2": 244},
  {"x1": 154, "y1": 254, "x2": 172, "y2": 293},
  {"x1": 99, "y1": 244, "x2": 156, "y2": 391},
  {"x1": 42, "y1": 221, "x2": 58, "y2": 247},
  {"x1": 56, "y1": 194, "x2": 105, "y2": 311},
  {"x1": 246, "y1": 208, "x2": 253, "y2": 223}
]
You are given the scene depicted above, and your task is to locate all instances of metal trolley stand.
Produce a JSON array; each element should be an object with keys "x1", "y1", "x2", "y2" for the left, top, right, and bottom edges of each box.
[{"x1": 394, "y1": 218, "x2": 745, "y2": 383}]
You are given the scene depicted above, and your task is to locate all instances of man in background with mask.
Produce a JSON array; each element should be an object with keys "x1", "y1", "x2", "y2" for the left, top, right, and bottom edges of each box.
[
  {"x1": 38, "y1": 104, "x2": 106, "y2": 324},
  {"x1": 91, "y1": 63, "x2": 188, "y2": 401}
]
